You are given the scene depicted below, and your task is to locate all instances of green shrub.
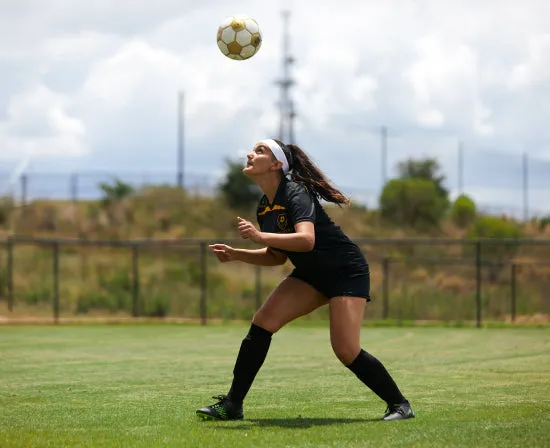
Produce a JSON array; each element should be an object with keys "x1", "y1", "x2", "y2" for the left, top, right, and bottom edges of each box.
[
  {"x1": 466, "y1": 216, "x2": 523, "y2": 281},
  {"x1": 97, "y1": 266, "x2": 131, "y2": 292},
  {"x1": 538, "y1": 216, "x2": 550, "y2": 231},
  {"x1": 450, "y1": 194, "x2": 477, "y2": 228},
  {"x1": 380, "y1": 178, "x2": 449, "y2": 229},
  {"x1": 142, "y1": 292, "x2": 171, "y2": 317},
  {"x1": 76, "y1": 264, "x2": 133, "y2": 314},
  {"x1": 467, "y1": 216, "x2": 522, "y2": 241},
  {"x1": 187, "y1": 260, "x2": 228, "y2": 292},
  {"x1": 218, "y1": 158, "x2": 260, "y2": 210},
  {"x1": 396, "y1": 157, "x2": 449, "y2": 200},
  {"x1": 23, "y1": 286, "x2": 51, "y2": 305},
  {"x1": 76, "y1": 291, "x2": 122, "y2": 314},
  {"x1": 99, "y1": 179, "x2": 135, "y2": 207}
]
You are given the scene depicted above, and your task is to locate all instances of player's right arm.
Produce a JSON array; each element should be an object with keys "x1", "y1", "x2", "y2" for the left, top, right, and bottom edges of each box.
[{"x1": 209, "y1": 244, "x2": 287, "y2": 266}]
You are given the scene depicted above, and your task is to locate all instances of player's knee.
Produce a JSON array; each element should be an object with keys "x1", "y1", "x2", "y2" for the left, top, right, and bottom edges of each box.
[
  {"x1": 331, "y1": 340, "x2": 360, "y2": 365},
  {"x1": 252, "y1": 311, "x2": 283, "y2": 334}
]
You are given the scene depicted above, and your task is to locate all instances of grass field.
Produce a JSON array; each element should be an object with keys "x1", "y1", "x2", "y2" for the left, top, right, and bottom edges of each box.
[{"x1": 1, "y1": 323, "x2": 549, "y2": 447}]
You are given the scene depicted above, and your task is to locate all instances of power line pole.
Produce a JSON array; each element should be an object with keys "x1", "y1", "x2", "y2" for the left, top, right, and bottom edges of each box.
[
  {"x1": 522, "y1": 152, "x2": 529, "y2": 222},
  {"x1": 458, "y1": 140, "x2": 464, "y2": 196},
  {"x1": 381, "y1": 125, "x2": 388, "y2": 186},
  {"x1": 177, "y1": 91, "x2": 184, "y2": 189},
  {"x1": 276, "y1": 10, "x2": 296, "y2": 144}
]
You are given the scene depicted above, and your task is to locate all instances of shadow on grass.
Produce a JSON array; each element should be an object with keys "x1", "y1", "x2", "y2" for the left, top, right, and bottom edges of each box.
[{"x1": 210, "y1": 417, "x2": 380, "y2": 429}]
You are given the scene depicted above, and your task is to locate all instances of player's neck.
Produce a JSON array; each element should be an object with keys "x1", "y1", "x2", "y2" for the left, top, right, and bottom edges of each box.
[{"x1": 256, "y1": 175, "x2": 284, "y2": 204}]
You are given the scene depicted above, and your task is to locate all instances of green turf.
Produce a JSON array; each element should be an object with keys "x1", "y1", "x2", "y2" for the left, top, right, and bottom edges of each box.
[{"x1": 0, "y1": 324, "x2": 549, "y2": 447}]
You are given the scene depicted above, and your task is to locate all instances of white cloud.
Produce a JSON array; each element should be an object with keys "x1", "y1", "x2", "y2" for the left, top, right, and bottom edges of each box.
[
  {"x1": 473, "y1": 101, "x2": 493, "y2": 136},
  {"x1": 403, "y1": 35, "x2": 494, "y2": 135},
  {"x1": 0, "y1": 84, "x2": 86, "y2": 159},
  {"x1": 507, "y1": 34, "x2": 550, "y2": 90},
  {"x1": 0, "y1": 0, "x2": 550, "y2": 213},
  {"x1": 417, "y1": 109, "x2": 445, "y2": 128},
  {"x1": 76, "y1": 36, "x2": 279, "y2": 147},
  {"x1": 42, "y1": 31, "x2": 121, "y2": 62}
]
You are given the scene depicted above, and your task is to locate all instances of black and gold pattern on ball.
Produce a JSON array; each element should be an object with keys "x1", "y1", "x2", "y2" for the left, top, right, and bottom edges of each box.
[
  {"x1": 230, "y1": 19, "x2": 246, "y2": 32},
  {"x1": 251, "y1": 33, "x2": 261, "y2": 47},
  {"x1": 217, "y1": 15, "x2": 263, "y2": 61}
]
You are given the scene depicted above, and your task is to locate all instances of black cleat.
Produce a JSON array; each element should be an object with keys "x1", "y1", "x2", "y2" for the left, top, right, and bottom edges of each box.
[
  {"x1": 196, "y1": 395, "x2": 244, "y2": 421},
  {"x1": 382, "y1": 401, "x2": 415, "y2": 421}
]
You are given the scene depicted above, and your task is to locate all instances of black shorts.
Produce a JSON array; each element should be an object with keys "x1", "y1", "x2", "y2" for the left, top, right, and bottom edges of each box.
[{"x1": 289, "y1": 269, "x2": 371, "y2": 301}]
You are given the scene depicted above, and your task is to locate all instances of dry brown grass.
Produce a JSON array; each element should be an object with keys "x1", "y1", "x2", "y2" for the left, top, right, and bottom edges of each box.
[
  {"x1": 1, "y1": 188, "x2": 549, "y2": 322},
  {"x1": 3, "y1": 186, "x2": 550, "y2": 241}
]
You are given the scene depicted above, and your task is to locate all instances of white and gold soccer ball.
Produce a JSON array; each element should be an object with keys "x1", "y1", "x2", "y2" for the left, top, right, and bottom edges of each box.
[{"x1": 217, "y1": 15, "x2": 262, "y2": 61}]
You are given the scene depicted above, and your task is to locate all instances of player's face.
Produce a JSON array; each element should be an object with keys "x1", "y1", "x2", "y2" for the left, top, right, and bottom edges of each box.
[{"x1": 243, "y1": 144, "x2": 282, "y2": 177}]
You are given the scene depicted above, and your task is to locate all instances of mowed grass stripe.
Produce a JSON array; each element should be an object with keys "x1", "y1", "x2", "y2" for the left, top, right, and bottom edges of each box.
[{"x1": 0, "y1": 325, "x2": 548, "y2": 447}]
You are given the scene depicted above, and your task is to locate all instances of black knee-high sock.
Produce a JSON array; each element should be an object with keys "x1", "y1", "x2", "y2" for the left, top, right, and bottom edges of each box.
[
  {"x1": 346, "y1": 349, "x2": 407, "y2": 405},
  {"x1": 227, "y1": 323, "x2": 273, "y2": 404}
]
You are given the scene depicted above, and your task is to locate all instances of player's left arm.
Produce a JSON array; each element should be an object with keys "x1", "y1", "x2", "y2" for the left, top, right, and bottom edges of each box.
[
  {"x1": 237, "y1": 218, "x2": 315, "y2": 252},
  {"x1": 237, "y1": 184, "x2": 316, "y2": 252},
  {"x1": 259, "y1": 221, "x2": 315, "y2": 252}
]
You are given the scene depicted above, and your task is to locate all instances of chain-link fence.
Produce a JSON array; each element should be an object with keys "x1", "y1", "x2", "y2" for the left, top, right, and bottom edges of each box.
[{"x1": 1, "y1": 147, "x2": 549, "y2": 219}]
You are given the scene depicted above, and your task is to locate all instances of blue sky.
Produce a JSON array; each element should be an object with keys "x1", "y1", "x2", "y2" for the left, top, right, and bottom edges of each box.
[{"x1": 0, "y1": 0, "x2": 549, "y2": 216}]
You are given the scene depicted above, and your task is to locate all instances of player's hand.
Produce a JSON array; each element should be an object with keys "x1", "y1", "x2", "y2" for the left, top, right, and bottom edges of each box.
[
  {"x1": 208, "y1": 244, "x2": 237, "y2": 263},
  {"x1": 237, "y1": 217, "x2": 264, "y2": 244}
]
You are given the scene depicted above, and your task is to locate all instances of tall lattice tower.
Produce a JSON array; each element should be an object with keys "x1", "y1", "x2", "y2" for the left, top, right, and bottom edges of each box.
[{"x1": 276, "y1": 10, "x2": 296, "y2": 144}]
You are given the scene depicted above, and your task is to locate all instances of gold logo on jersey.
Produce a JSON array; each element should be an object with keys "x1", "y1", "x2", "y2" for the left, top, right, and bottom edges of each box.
[
  {"x1": 258, "y1": 204, "x2": 286, "y2": 216},
  {"x1": 276, "y1": 212, "x2": 292, "y2": 233}
]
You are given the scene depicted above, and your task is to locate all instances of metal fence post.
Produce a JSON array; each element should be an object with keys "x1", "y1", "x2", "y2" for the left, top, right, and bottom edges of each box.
[
  {"x1": 7, "y1": 238, "x2": 13, "y2": 312},
  {"x1": 382, "y1": 258, "x2": 390, "y2": 319},
  {"x1": 132, "y1": 244, "x2": 140, "y2": 318},
  {"x1": 255, "y1": 265, "x2": 262, "y2": 311},
  {"x1": 475, "y1": 241, "x2": 482, "y2": 328},
  {"x1": 200, "y1": 242, "x2": 207, "y2": 325},
  {"x1": 510, "y1": 263, "x2": 517, "y2": 323},
  {"x1": 0, "y1": 240, "x2": 4, "y2": 298},
  {"x1": 52, "y1": 242, "x2": 60, "y2": 324}
]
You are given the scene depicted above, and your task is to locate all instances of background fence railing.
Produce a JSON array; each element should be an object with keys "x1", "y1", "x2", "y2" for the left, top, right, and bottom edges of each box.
[{"x1": 0, "y1": 236, "x2": 549, "y2": 327}]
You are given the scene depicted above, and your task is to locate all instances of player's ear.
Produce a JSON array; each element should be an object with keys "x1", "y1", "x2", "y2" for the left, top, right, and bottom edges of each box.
[{"x1": 271, "y1": 160, "x2": 283, "y2": 172}]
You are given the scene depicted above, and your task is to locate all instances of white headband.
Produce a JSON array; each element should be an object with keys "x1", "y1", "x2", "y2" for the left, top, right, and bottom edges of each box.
[{"x1": 257, "y1": 139, "x2": 290, "y2": 174}]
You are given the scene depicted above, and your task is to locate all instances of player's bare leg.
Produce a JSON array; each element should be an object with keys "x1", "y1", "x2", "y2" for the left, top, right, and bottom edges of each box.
[
  {"x1": 196, "y1": 277, "x2": 327, "y2": 420},
  {"x1": 329, "y1": 297, "x2": 415, "y2": 421}
]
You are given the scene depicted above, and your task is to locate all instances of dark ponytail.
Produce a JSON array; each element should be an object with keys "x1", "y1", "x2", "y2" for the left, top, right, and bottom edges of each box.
[{"x1": 274, "y1": 140, "x2": 350, "y2": 206}]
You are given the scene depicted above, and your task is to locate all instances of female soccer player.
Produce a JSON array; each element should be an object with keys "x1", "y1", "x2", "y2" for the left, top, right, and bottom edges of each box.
[{"x1": 196, "y1": 139, "x2": 414, "y2": 422}]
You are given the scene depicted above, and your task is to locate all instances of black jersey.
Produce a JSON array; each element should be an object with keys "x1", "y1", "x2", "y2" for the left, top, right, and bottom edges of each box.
[{"x1": 256, "y1": 178, "x2": 369, "y2": 277}]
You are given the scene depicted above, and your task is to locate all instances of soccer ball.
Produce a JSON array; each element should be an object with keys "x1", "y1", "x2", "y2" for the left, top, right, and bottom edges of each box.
[{"x1": 217, "y1": 15, "x2": 262, "y2": 61}]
